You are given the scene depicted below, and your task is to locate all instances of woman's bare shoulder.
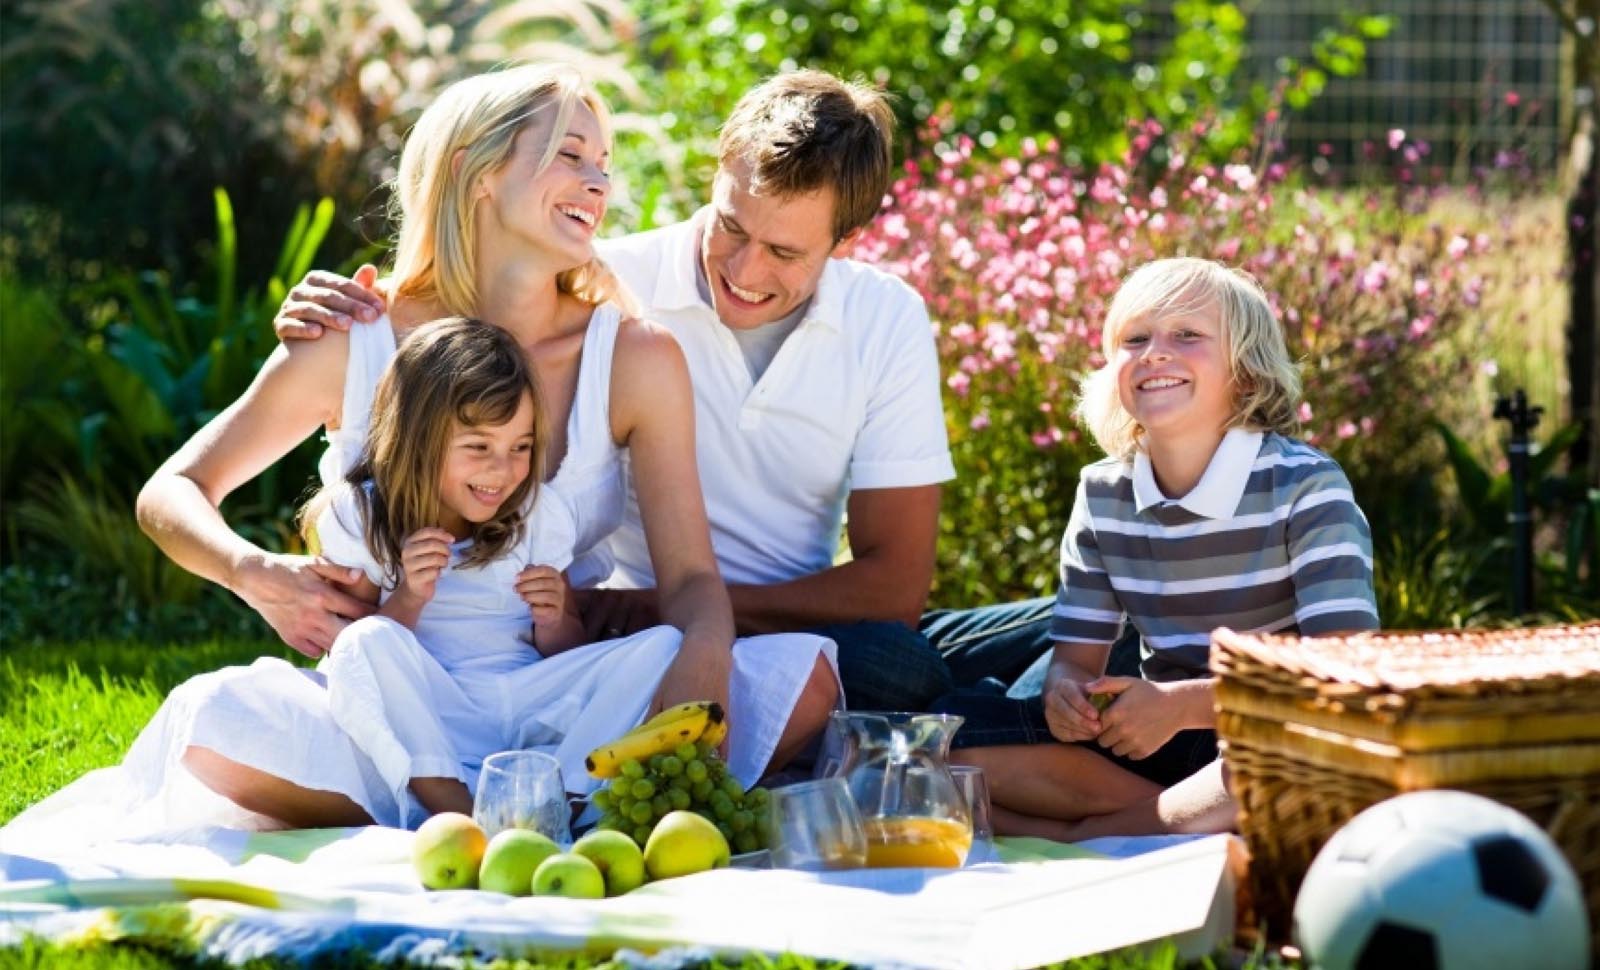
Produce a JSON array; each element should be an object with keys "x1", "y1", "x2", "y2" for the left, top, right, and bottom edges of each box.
[
  {"x1": 612, "y1": 312, "x2": 684, "y2": 361},
  {"x1": 271, "y1": 322, "x2": 352, "y2": 426},
  {"x1": 609, "y1": 313, "x2": 691, "y2": 435}
]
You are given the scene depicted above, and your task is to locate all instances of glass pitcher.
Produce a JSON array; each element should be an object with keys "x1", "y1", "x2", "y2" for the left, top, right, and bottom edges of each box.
[{"x1": 825, "y1": 711, "x2": 972, "y2": 868}]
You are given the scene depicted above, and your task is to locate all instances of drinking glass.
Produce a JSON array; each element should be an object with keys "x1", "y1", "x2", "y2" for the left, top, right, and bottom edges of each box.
[
  {"x1": 949, "y1": 765, "x2": 995, "y2": 863},
  {"x1": 764, "y1": 777, "x2": 869, "y2": 871},
  {"x1": 472, "y1": 750, "x2": 569, "y2": 844}
]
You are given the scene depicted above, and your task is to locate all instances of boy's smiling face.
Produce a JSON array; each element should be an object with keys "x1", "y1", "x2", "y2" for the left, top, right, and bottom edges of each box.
[{"x1": 1113, "y1": 300, "x2": 1236, "y2": 447}]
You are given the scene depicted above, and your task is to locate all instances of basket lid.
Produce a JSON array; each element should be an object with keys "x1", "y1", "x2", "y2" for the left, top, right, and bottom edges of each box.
[{"x1": 1210, "y1": 623, "x2": 1600, "y2": 698}]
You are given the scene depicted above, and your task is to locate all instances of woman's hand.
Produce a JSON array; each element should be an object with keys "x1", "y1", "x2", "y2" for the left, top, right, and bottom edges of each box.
[
  {"x1": 1043, "y1": 677, "x2": 1104, "y2": 743},
  {"x1": 1085, "y1": 676, "x2": 1188, "y2": 760},
  {"x1": 274, "y1": 265, "x2": 387, "y2": 340},
  {"x1": 651, "y1": 637, "x2": 734, "y2": 720},
  {"x1": 231, "y1": 552, "x2": 376, "y2": 658},
  {"x1": 516, "y1": 564, "x2": 569, "y2": 631}
]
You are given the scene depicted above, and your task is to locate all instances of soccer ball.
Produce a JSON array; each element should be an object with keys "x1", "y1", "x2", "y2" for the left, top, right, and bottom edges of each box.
[{"x1": 1292, "y1": 790, "x2": 1589, "y2": 970}]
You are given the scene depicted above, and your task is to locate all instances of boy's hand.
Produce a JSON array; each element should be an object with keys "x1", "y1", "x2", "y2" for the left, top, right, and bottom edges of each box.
[
  {"x1": 274, "y1": 264, "x2": 387, "y2": 340},
  {"x1": 394, "y1": 527, "x2": 454, "y2": 605},
  {"x1": 1086, "y1": 676, "x2": 1183, "y2": 760},
  {"x1": 516, "y1": 564, "x2": 569, "y2": 629},
  {"x1": 1043, "y1": 677, "x2": 1104, "y2": 742}
]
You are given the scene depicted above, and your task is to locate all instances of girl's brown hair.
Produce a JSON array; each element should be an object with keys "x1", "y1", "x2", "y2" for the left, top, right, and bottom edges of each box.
[{"x1": 301, "y1": 318, "x2": 543, "y2": 584}]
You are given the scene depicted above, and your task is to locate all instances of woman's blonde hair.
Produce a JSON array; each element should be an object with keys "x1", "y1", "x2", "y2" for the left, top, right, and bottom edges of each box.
[
  {"x1": 389, "y1": 63, "x2": 636, "y2": 316},
  {"x1": 1076, "y1": 257, "x2": 1302, "y2": 461},
  {"x1": 301, "y1": 318, "x2": 544, "y2": 584}
]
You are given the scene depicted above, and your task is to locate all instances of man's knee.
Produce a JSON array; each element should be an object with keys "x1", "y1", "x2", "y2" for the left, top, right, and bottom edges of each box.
[{"x1": 820, "y1": 620, "x2": 953, "y2": 711}]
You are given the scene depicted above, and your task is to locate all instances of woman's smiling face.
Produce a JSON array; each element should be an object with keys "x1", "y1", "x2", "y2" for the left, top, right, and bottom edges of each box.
[
  {"x1": 476, "y1": 100, "x2": 611, "y2": 271},
  {"x1": 1113, "y1": 301, "x2": 1236, "y2": 446}
]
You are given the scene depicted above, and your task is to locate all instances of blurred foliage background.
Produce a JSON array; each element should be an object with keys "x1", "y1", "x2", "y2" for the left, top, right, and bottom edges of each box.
[{"x1": 0, "y1": 0, "x2": 1592, "y2": 647}]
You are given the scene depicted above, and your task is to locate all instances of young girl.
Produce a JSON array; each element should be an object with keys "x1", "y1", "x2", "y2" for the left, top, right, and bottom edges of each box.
[
  {"x1": 310, "y1": 317, "x2": 683, "y2": 824},
  {"x1": 937, "y1": 257, "x2": 1379, "y2": 840}
]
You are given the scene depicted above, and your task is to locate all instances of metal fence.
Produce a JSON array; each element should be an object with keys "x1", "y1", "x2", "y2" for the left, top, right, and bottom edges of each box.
[
  {"x1": 1252, "y1": 0, "x2": 1565, "y2": 177},
  {"x1": 1138, "y1": 0, "x2": 1567, "y2": 177}
]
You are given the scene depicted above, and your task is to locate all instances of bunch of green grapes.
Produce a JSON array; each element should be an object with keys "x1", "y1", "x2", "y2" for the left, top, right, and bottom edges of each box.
[{"x1": 589, "y1": 741, "x2": 771, "y2": 854}]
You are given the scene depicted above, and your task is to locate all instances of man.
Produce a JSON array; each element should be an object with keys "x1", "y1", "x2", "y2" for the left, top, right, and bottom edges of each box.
[
  {"x1": 278, "y1": 70, "x2": 963, "y2": 711},
  {"x1": 583, "y1": 71, "x2": 959, "y2": 711}
]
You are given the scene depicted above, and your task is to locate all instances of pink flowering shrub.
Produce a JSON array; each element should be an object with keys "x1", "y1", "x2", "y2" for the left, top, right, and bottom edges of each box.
[{"x1": 853, "y1": 122, "x2": 1506, "y2": 605}]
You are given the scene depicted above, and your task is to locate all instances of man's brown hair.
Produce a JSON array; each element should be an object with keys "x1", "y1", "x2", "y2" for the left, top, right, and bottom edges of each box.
[{"x1": 718, "y1": 69, "x2": 895, "y2": 242}]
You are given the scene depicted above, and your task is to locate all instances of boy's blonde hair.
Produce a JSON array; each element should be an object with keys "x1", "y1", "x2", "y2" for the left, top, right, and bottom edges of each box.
[
  {"x1": 389, "y1": 63, "x2": 635, "y2": 316},
  {"x1": 1077, "y1": 257, "x2": 1302, "y2": 460}
]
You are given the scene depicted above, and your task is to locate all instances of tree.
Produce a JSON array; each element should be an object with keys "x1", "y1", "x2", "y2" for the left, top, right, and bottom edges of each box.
[{"x1": 1539, "y1": 0, "x2": 1599, "y2": 483}]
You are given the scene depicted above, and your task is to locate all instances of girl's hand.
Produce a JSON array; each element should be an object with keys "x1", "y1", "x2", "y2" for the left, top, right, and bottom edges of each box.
[
  {"x1": 1043, "y1": 677, "x2": 1104, "y2": 742},
  {"x1": 274, "y1": 265, "x2": 387, "y2": 340},
  {"x1": 1086, "y1": 676, "x2": 1183, "y2": 760},
  {"x1": 515, "y1": 564, "x2": 569, "y2": 630},
  {"x1": 395, "y1": 528, "x2": 454, "y2": 605}
]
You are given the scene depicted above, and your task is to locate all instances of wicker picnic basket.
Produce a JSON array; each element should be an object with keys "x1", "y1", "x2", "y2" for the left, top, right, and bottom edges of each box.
[{"x1": 1210, "y1": 623, "x2": 1600, "y2": 947}]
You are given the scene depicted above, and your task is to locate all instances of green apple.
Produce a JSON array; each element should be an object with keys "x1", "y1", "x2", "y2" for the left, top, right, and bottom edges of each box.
[
  {"x1": 572, "y1": 829, "x2": 647, "y2": 896},
  {"x1": 530, "y1": 852, "x2": 606, "y2": 899},
  {"x1": 479, "y1": 828, "x2": 561, "y2": 896},
  {"x1": 412, "y1": 812, "x2": 488, "y2": 890},
  {"x1": 642, "y1": 810, "x2": 730, "y2": 881}
]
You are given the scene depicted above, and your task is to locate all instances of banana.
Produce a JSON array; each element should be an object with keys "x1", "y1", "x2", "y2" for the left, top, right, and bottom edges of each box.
[
  {"x1": 586, "y1": 701, "x2": 725, "y2": 778},
  {"x1": 698, "y1": 714, "x2": 728, "y2": 749},
  {"x1": 641, "y1": 700, "x2": 718, "y2": 730}
]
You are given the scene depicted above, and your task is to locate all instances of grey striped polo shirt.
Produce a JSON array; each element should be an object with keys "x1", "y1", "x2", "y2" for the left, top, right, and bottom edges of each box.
[{"x1": 1049, "y1": 429, "x2": 1379, "y2": 682}]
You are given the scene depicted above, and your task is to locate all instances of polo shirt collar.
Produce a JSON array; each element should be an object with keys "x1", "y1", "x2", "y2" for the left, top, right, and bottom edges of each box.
[
  {"x1": 1132, "y1": 428, "x2": 1263, "y2": 518},
  {"x1": 650, "y1": 207, "x2": 844, "y2": 334}
]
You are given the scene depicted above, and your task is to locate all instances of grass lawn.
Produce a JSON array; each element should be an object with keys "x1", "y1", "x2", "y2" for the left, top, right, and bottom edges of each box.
[{"x1": 0, "y1": 639, "x2": 1294, "y2": 970}]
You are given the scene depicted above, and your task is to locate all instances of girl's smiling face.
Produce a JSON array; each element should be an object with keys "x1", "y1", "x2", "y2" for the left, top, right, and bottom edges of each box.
[
  {"x1": 1113, "y1": 302, "x2": 1236, "y2": 447},
  {"x1": 436, "y1": 391, "x2": 537, "y2": 538}
]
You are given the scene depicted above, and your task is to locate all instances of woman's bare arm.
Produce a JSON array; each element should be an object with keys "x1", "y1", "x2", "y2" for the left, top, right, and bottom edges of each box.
[
  {"x1": 609, "y1": 318, "x2": 735, "y2": 713},
  {"x1": 135, "y1": 333, "x2": 376, "y2": 657}
]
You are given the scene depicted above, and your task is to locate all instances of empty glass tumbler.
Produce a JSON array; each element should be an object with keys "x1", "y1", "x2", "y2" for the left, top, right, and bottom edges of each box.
[{"x1": 472, "y1": 750, "x2": 569, "y2": 843}]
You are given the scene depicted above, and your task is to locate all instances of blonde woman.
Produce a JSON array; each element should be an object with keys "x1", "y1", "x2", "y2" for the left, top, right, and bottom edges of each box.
[{"x1": 17, "y1": 64, "x2": 838, "y2": 836}]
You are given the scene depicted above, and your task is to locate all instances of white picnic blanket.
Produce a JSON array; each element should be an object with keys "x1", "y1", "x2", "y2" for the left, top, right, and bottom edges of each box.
[{"x1": 0, "y1": 812, "x2": 1239, "y2": 969}]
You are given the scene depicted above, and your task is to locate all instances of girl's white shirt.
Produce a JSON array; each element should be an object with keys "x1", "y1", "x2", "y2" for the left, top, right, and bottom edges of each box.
[{"x1": 314, "y1": 481, "x2": 577, "y2": 676}]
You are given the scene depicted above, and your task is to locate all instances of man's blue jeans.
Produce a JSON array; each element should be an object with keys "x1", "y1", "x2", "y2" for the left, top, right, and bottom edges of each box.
[
  {"x1": 808, "y1": 620, "x2": 955, "y2": 712},
  {"x1": 920, "y1": 596, "x2": 1058, "y2": 696},
  {"x1": 816, "y1": 597, "x2": 1139, "y2": 711}
]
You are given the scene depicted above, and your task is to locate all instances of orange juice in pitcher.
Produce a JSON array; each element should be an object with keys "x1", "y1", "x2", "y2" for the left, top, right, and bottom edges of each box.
[
  {"x1": 863, "y1": 816, "x2": 973, "y2": 869},
  {"x1": 826, "y1": 712, "x2": 973, "y2": 869}
]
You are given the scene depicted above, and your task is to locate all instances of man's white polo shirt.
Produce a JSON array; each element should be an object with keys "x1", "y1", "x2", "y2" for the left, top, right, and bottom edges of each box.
[{"x1": 595, "y1": 211, "x2": 955, "y2": 587}]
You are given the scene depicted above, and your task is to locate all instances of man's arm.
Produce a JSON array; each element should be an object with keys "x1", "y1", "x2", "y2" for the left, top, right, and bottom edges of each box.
[{"x1": 728, "y1": 483, "x2": 940, "y2": 634}]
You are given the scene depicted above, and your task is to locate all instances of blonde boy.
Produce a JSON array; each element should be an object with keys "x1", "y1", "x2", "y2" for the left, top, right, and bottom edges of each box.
[{"x1": 938, "y1": 257, "x2": 1379, "y2": 840}]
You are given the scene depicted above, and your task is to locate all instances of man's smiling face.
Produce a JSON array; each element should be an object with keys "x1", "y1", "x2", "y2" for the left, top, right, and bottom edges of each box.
[{"x1": 699, "y1": 158, "x2": 854, "y2": 330}]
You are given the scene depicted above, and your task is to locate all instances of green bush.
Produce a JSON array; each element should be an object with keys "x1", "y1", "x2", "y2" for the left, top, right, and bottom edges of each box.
[
  {"x1": 632, "y1": 0, "x2": 1389, "y2": 212},
  {"x1": 0, "y1": 190, "x2": 344, "y2": 632},
  {"x1": 1, "y1": 0, "x2": 662, "y2": 285}
]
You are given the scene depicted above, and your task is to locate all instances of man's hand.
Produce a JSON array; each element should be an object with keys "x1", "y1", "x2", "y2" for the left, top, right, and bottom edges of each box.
[
  {"x1": 231, "y1": 552, "x2": 376, "y2": 659},
  {"x1": 516, "y1": 564, "x2": 569, "y2": 631},
  {"x1": 1086, "y1": 676, "x2": 1185, "y2": 760},
  {"x1": 575, "y1": 587, "x2": 661, "y2": 641},
  {"x1": 1043, "y1": 676, "x2": 1104, "y2": 742},
  {"x1": 274, "y1": 265, "x2": 386, "y2": 340}
]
